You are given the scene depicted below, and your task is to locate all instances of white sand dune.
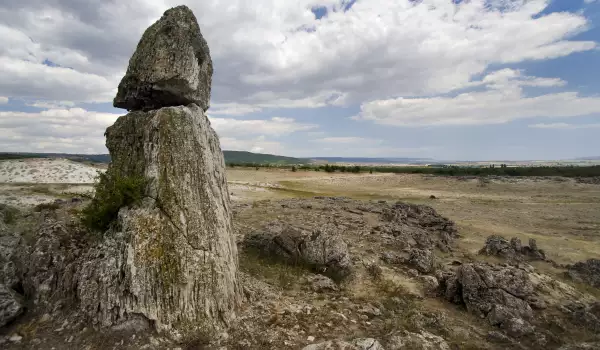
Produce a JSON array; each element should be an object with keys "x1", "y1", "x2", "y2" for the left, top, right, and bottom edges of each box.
[{"x1": 0, "y1": 158, "x2": 103, "y2": 183}]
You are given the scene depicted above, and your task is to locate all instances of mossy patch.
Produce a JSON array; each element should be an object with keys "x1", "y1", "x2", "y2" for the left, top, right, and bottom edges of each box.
[{"x1": 81, "y1": 172, "x2": 146, "y2": 232}]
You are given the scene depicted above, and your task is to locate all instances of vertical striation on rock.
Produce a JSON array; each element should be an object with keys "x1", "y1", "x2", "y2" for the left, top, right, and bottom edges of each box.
[{"x1": 77, "y1": 5, "x2": 241, "y2": 339}]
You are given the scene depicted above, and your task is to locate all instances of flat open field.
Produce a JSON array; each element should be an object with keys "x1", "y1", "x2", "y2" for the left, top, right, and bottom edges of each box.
[{"x1": 229, "y1": 168, "x2": 600, "y2": 266}]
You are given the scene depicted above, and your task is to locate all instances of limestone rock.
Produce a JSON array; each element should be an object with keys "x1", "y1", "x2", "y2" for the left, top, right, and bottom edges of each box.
[
  {"x1": 566, "y1": 259, "x2": 600, "y2": 288},
  {"x1": 377, "y1": 202, "x2": 458, "y2": 252},
  {"x1": 408, "y1": 249, "x2": 436, "y2": 273},
  {"x1": 479, "y1": 235, "x2": 546, "y2": 261},
  {"x1": 440, "y1": 263, "x2": 534, "y2": 322},
  {"x1": 386, "y1": 331, "x2": 450, "y2": 350},
  {"x1": 84, "y1": 104, "x2": 241, "y2": 338},
  {"x1": 308, "y1": 274, "x2": 338, "y2": 293},
  {"x1": 302, "y1": 338, "x2": 384, "y2": 350},
  {"x1": 0, "y1": 284, "x2": 23, "y2": 327},
  {"x1": 113, "y1": 5, "x2": 213, "y2": 112},
  {"x1": 244, "y1": 223, "x2": 352, "y2": 279}
]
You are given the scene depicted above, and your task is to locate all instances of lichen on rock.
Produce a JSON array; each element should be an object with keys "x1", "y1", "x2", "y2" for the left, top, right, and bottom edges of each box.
[{"x1": 113, "y1": 5, "x2": 213, "y2": 112}]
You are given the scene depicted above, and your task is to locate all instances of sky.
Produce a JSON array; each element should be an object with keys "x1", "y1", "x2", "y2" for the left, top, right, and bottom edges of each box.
[{"x1": 0, "y1": 0, "x2": 599, "y2": 161}]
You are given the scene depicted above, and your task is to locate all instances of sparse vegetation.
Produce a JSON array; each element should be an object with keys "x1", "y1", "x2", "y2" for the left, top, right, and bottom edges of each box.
[
  {"x1": 0, "y1": 203, "x2": 19, "y2": 224},
  {"x1": 34, "y1": 202, "x2": 60, "y2": 212},
  {"x1": 81, "y1": 172, "x2": 146, "y2": 232}
]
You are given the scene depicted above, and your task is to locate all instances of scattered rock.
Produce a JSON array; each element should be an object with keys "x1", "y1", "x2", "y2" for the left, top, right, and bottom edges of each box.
[
  {"x1": 308, "y1": 274, "x2": 338, "y2": 293},
  {"x1": 387, "y1": 331, "x2": 450, "y2": 350},
  {"x1": 419, "y1": 275, "x2": 440, "y2": 295},
  {"x1": 244, "y1": 224, "x2": 352, "y2": 279},
  {"x1": 8, "y1": 334, "x2": 22, "y2": 342},
  {"x1": 302, "y1": 338, "x2": 383, "y2": 350},
  {"x1": 113, "y1": 5, "x2": 213, "y2": 112},
  {"x1": 0, "y1": 284, "x2": 24, "y2": 327},
  {"x1": 561, "y1": 301, "x2": 600, "y2": 332},
  {"x1": 440, "y1": 263, "x2": 534, "y2": 326},
  {"x1": 408, "y1": 249, "x2": 436, "y2": 273},
  {"x1": 376, "y1": 202, "x2": 458, "y2": 252},
  {"x1": 566, "y1": 259, "x2": 600, "y2": 288},
  {"x1": 479, "y1": 235, "x2": 546, "y2": 261},
  {"x1": 559, "y1": 343, "x2": 600, "y2": 350}
]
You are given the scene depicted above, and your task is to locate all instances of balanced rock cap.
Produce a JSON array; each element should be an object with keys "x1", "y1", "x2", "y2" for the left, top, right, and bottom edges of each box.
[{"x1": 113, "y1": 5, "x2": 213, "y2": 112}]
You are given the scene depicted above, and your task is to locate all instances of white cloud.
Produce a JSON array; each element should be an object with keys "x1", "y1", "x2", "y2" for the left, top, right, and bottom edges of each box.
[
  {"x1": 353, "y1": 69, "x2": 600, "y2": 126},
  {"x1": 584, "y1": 0, "x2": 598, "y2": 4},
  {"x1": 312, "y1": 136, "x2": 381, "y2": 144},
  {"x1": 0, "y1": 0, "x2": 595, "y2": 108},
  {"x1": 218, "y1": 136, "x2": 285, "y2": 154},
  {"x1": 0, "y1": 96, "x2": 8, "y2": 104},
  {"x1": 529, "y1": 123, "x2": 600, "y2": 129},
  {"x1": 209, "y1": 116, "x2": 317, "y2": 137},
  {"x1": 0, "y1": 108, "x2": 121, "y2": 153},
  {"x1": 27, "y1": 100, "x2": 76, "y2": 109}
]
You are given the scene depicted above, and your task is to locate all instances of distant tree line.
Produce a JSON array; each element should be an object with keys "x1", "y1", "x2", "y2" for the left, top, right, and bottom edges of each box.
[{"x1": 226, "y1": 162, "x2": 600, "y2": 178}]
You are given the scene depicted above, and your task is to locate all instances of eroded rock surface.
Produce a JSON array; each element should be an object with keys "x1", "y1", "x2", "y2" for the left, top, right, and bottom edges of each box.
[
  {"x1": 113, "y1": 5, "x2": 213, "y2": 111},
  {"x1": 479, "y1": 235, "x2": 546, "y2": 261},
  {"x1": 0, "y1": 284, "x2": 23, "y2": 328},
  {"x1": 440, "y1": 263, "x2": 537, "y2": 337},
  {"x1": 244, "y1": 222, "x2": 352, "y2": 279},
  {"x1": 566, "y1": 259, "x2": 600, "y2": 288}
]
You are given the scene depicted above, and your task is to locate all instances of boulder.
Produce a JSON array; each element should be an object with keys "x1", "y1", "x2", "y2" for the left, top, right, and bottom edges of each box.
[
  {"x1": 0, "y1": 284, "x2": 23, "y2": 327},
  {"x1": 377, "y1": 202, "x2": 458, "y2": 252},
  {"x1": 302, "y1": 338, "x2": 384, "y2": 350},
  {"x1": 244, "y1": 224, "x2": 352, "y2": 279},
  {"x1": 479, "y1": 235, "x2": 546, "y2": 261},
  {"x1": 566, "y1": 259, "x2": 600, "y2": 288},
  {"x1": 113, "y1": 5, "x2": 213, "y2": 111},
  {"x1": 408, "y1": 249, "x2": 436, "y2": 273},
  {"x1": 440, "y1": 263, "x2": 534, "y2": 322},
  {"x1": 308, "y1": 274, "x2": 338, "y2": 293},
  {"x1": 386, "y1": 331, "x2": 450, "y2": 350}
]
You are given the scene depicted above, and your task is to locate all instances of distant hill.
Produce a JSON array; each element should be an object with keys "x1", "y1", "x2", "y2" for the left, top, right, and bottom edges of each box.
[
  {"x1": 0, "y1": 151, "x2": 308, "y2": 165},
  {"x1": 311, "y1": 157, "x2": 432, "y2": 164},
  {"x1": 223, "y1": 151, "x2": 308, "y2": 165}
]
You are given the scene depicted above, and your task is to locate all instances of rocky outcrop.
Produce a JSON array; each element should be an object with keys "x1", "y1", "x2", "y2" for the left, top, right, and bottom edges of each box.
[
  {"x1": 386, "y1": 331, "x2": 450, "y2": 350},
  {"x1": 0, "y1": 284, "x2": 23, "y2": 328},
  {"x1": 479, "y1": 235, "x2": 546, "y2": 261},
  {"x1": 244, "y1": 223, "x2": 352, "y2": 279},
  {"x1": 113, "y1": 6, "x2": 213, "y2": 112},
  {"x1": 566, "y1": 259, "x2": 600, "y2": 288},
  {"x1": 374, "y1": 202, "x2": 458, "y2": 252},
  {"x1": 380, "y1": 248, "x2": 436, "y2": 274},
  {"x1": 82, "y1": 103, "x2": 240, "y2": 338},
  {"x1": 5, "y1": 5, "x2": 240, "y2": 340},
  {"x1": 440, "y1": 263, "x2": 537, "y2": 337},
  {"x1": 302, "y1": 338, "x2": 383, "y2": 350}
]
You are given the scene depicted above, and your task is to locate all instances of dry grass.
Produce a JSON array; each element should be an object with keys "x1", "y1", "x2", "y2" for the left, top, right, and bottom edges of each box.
[{"x1": 228, "y1": 168, "x2": 600, "y2": 265}]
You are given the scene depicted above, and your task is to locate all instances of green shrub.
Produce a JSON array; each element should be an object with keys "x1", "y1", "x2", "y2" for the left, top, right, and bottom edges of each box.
[
  {"x1": 81, "y1": 172, "x2": 146, "y2": 232},
  {"x1": 0, "y1": 204, "x2": 19, "y2": 224}
]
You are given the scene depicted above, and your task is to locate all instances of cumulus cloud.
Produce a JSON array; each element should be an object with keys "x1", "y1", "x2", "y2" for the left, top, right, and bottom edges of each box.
[
  {"x1": 209, "y1": 116, "x2": 317, "y2": 137},
  {"x1": 311, "y1": 136, "x2": 381, "y2": 144},
  {"x1": 0, "y1": 96, "x2": 8, "y2": 104},
  {"x1": 0, "y1": 108, "x2": 120, "y2": 153},
  {"x1": 218, "y1": 136, "x2": 285, "y2": 154},
  {"x1": 0, "y1": 0, "x2": 595, "y2": 108},
  {"x1": 529, "y1": 123, "x2": 600, "y2": 129},
  {"x1": 353, "y1": 69, "x2": 600, "y2": 126}
]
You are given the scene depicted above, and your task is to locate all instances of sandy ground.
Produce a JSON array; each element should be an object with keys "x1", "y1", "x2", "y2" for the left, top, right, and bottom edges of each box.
[{"x1": 0, "y1": 159, "x2": 102, "y2": 183}]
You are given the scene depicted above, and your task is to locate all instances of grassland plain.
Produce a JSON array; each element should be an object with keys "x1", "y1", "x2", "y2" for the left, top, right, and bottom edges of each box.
[{"x1": 228, "y1": 168, "x2": 600, "y2": 266}]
